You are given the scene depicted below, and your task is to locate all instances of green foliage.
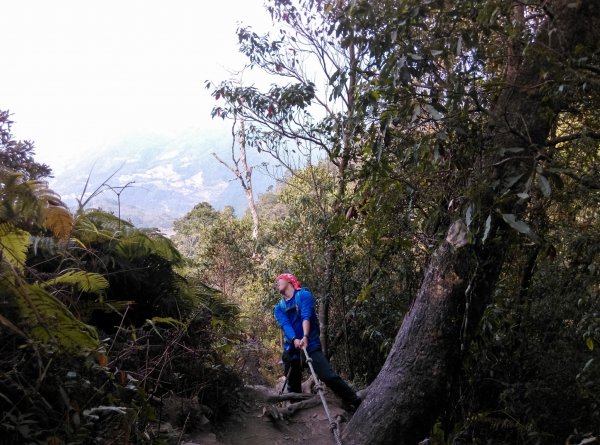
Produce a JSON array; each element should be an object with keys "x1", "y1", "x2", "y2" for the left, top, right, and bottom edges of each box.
[
  {"x1": 173, "y1": 203, "x2": 254, "y2": 302},
  {"x1": 116, "y1": 230, "x2": 180, "y2": 261},
  {"x1": 41, "y1": 270, "x2": 109, "y2": 296},
  {"x1": 0, "y1": 167, "x2": 71, "y2": 235},
  {"x1": 198, "y1": 1, "x2": 600, "y2": 442},
  {"x1": 2, "y1": 0, "x2": 600, "y2": 442},
  {"x1": 0, "y1": 342, "x2": 159, "y2": 444},
  {"x1": 457, "y1": 258, "x2": 599, "y2": 443},
  {"x1": 0, "y1": 167, "x2": 100, "y2": 354},
  {"x1": 0, "y1": 113, "x2": 244, "y2": 443},
  {"x1": 11, "y1": 283, "x2": 100, "y2": 351},
  {"x1": 0, "y1": 222, "x2": 30, "y2": 271},
  {"x1": 0, "y1": 109, "x2": 51, "y2": 180}
]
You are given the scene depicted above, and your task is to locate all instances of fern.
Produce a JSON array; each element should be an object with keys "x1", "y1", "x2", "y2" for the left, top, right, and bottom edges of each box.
[
  {"x1": 0, "y1": 168, "x2": 72, "y2": 239},
  {"x1": 116, "y1": 231, "x2": 182, "y2": 263},
  {"x1": 72, "y1": 214, "x2": 104, "y2": 245},
  {"x1": 82, "y1": 209, "x2": 133, "y2": 232},
  {"x1": 43, "y1": 205, "x2": 73, "y2": 240},
  {"x1": 13, "y1": 282, "x2": 99, "y2": 351},
  {"x1": 0, "y1": 223, "x2": 31, "y2": 271},
  {"x1": 73, "y1": 210, "x2": 181, "y2": 264},
  {"x1": 42, "y1": 270, "x2": 109, "y2": 296},
  {"x1": 73, "y1": 210, "x2": 139, "y2": 246}
]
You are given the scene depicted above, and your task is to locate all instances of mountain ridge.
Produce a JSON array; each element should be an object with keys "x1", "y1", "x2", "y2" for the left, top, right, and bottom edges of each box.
[{"x1": 49, "y1": 128, "x2": 274, "y2": 233}]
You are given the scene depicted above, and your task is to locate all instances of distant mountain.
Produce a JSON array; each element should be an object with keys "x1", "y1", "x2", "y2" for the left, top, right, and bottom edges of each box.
[{"x1": 50, "y1": 128, "x2": 275, "y2": 233}]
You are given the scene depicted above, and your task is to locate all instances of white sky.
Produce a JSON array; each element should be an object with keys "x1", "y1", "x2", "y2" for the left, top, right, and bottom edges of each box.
[{"x1": 0, "y1": 0, "x2": 271, "y2": 173}]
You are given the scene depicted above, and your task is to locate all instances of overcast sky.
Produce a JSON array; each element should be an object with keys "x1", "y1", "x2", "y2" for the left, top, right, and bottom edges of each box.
[{"x1": 0, "y1": 0, "x2": 270, "y2": 173}]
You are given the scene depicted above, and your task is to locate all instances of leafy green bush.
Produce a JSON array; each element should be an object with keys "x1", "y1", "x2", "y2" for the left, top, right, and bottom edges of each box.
[{"x1": 0, "y1": 123, "x2": 243, "y2": 443}]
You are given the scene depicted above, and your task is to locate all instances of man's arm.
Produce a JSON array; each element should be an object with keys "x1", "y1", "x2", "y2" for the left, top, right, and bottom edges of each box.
[
  {"x1": 298, "y1": 289, "x2": 315, "y2": 322},
  {"x1": 298, "y1": 290, "x2": 315, "y2": 348},
  {"x1": 299, "y1": 320, "x2": 310, "y2": 348},
  {"x1": 274, "y1": 304, "x2": 297, "y2": 343}
]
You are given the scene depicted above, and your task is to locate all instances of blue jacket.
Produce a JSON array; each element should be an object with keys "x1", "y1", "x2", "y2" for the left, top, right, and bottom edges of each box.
[{"x1": 274, "y1": 288, "x2": 321, "y2": 355}]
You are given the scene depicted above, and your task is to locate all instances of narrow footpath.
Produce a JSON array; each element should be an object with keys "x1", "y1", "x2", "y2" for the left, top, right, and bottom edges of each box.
[{"x1": 189, "y1": 385, "x2": 351, "y2": 445}]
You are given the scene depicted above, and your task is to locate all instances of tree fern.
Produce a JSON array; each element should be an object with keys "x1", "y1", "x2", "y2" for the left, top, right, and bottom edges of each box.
[
  {"x1": 72, "y1": 213, "x2": 104, "y2": 246},
  {"x1": 42, "y1": 270, "x2": 109, "y2": 296},
  {"x1": 116, "y1": 231, "x2": 182, "y2": 263},
  {"x1": 10, "y1": 281, "x2": 100, "y2": 352},
  {"x1": 73, "y1": 210, "x2": 181, "y2": 263},
  {"x1": 79, "y1": 209, "x2": 133, "y2": 232},
  {"x1": 30, "y1": 235, "x2": 68, "y2": 257},
  {"x1": 0, "y1": 223, "x2": 31, "y2": 272},
  {"x1": 43, "y1": 205, "x2": 73, "y2": 240},
  {"x1": 0, "y1": 168, "x2": 71, "y2": 237}
]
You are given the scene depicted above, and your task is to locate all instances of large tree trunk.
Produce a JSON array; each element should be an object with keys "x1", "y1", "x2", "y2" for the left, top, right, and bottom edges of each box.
[
  {"x1": 343, "y1": 226, "x2": 504, "y2": 444},
  {"x1": 319, "y1": 238, "x2": 339, "y2": 355},
  {"x1": 319, "y1": 37, "x2": 357, "y2": 356},
  {"x1": 344, "y1": 2, "x2": 600, "y2": 444}
]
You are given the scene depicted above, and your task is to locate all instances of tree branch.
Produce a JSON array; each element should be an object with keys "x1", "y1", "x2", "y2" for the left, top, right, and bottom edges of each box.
[{"x1": 546, "y1": 130, "x2": 600, "y2": 146}]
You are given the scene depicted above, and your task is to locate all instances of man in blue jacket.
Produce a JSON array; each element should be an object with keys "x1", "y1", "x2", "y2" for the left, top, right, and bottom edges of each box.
[{"x1": 274, "y1": 273, "x2": 361, "y2": 409}]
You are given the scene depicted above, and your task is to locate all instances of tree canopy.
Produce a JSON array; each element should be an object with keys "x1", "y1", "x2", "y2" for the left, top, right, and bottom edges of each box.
[{"x1": 2, "y1": 0, "x2": 600, "y2": 443}]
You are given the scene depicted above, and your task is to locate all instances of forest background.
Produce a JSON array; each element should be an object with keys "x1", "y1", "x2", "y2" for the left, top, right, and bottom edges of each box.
[{"x1": 1, "y1": 0, "x2": 599, "y2": 444}]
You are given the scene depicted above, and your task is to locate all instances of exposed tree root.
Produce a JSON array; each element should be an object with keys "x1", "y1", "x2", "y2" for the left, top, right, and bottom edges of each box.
[{"x1": 261, "y1": 396, "x2": 322, "y2": 421}]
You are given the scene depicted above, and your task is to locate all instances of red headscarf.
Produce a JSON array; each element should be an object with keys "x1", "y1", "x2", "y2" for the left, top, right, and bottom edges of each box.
[{"x1": 276, "y1": 273, "x2": 301, "y2": 290}]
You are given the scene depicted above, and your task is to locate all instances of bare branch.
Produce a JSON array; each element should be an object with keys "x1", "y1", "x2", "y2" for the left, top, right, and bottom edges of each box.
[{"x1": 546, "y1": 130, "x2": 600, "y2": 146}]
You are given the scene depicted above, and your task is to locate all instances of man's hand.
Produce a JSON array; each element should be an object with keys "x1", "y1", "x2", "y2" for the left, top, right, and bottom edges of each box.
[
  {"x1": 294, "y1": 338, "x2": 307, "y2": 349},
  {"x1": 301, "y1": 336, "x2": 309, "y2": 349}
]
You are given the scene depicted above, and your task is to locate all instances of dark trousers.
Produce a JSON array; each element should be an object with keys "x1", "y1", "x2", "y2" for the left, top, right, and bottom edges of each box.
[{"x1": 284, "y1": 349, "x2": 358, "y2": 404}]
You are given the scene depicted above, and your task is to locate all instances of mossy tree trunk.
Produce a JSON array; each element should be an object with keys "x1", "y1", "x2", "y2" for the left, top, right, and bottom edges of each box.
[{"x1": 344, "y1": 1, "x2": 600, "y2": 443}]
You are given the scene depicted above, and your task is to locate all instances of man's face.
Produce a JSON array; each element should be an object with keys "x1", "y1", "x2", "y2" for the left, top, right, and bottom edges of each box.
[{"x1": 276, "y1": 278, "x2": 290, "y2": 294}]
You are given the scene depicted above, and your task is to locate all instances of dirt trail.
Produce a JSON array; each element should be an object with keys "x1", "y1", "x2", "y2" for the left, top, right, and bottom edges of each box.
[{"x1": 189, "y1": 385, "x2": 351, "y2": 445}]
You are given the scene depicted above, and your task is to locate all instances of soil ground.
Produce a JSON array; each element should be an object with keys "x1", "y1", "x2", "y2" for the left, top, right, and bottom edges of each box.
[{"x1": 188, "y1": 385, "x2": 351, "y2": 445}]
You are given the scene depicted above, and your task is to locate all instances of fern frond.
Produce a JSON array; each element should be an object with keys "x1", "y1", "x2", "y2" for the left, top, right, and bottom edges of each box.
[
  {"x1": 31, "y1": 236, "x2": 60, "y2": 257},
  {"x1": 72, "y1": 214, "x2": 101, "y2": 245},
  {"x1": 31, "y1": 236, "x2": 80, "y2": 258},
  {"x1": 116, "y1": 231, "x2": 182, "y2": 263},
  {"x1": 115, "y1": 232, "x2": 153, "y2": 260},
  {"x1": 0, "y1": 171, "x2": 41, "y2": 224},
  {"x1": 0, "y1": 223, "x2": 31, "y2": 271},
  {"x1": 33, "y1": 183, "x2": 66, "y2": 208},
  {"x1": 42, "y1": 270, "x2": 109, "y2": 295},
  {"x1": 84, "y1": 209, "x2": 134, "y2": 231},
  {"x1": 144, "y1": 230, "x2": 182, "y2": 263},
  {"x1": 0, "y1": 169, "x2": 71, "y2": 234},
  {"x1": 16, "y1": 283, "x2": 99, "y2": 351},
  {"x1": 73, "y1": 209, "x2": 135, "y2": 245},
  {"x1": 43, "y1": 205, "x2": 73, "y2": 240}
]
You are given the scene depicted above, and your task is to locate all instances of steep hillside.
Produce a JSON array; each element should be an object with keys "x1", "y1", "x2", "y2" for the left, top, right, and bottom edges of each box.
[{"x1": 50, "y1": 128, "x2": 275, "y2": 232}]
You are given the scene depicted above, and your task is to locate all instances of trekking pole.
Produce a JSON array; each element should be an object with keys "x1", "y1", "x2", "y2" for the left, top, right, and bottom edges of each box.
[
  {"x1": 301, "y1": 347, "x2": 343, "y2": 445},
  {"x1": 279, "y1": 365, "x2": 293, "y2": 395}
]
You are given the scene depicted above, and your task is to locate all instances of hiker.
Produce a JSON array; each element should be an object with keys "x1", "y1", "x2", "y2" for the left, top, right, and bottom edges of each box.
[{"x1": 273, "y1": 273, "x2": 361, "y2": 410}]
